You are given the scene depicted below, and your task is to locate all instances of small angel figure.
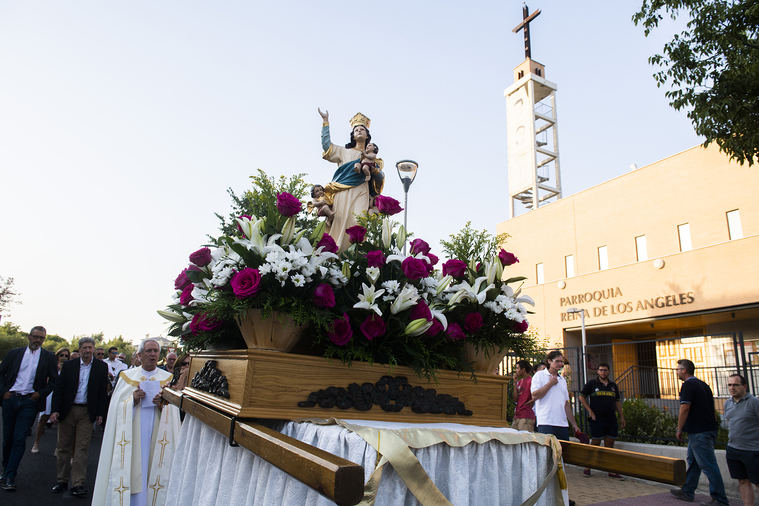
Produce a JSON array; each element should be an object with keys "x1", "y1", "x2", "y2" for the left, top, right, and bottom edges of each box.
[
  {"x1": 310, "y1": 184, "x2": 335, "y2": 227},
  {"x1": 353, "y1": 142, "x2": 379, "y2": 182}
]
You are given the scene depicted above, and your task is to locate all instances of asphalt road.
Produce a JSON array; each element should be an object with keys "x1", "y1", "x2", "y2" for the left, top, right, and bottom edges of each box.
[{"x1": 1, "y1": 414, "x2": 103, "y2": 504}]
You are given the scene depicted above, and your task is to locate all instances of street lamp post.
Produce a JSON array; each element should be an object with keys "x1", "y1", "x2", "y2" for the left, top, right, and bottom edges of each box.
[
  {"x1": 566, "y1": 307, "x2": 587, "y2": 386},
  {"x1": 395, "y1": 160, "x2": 419, "y2": 255}
]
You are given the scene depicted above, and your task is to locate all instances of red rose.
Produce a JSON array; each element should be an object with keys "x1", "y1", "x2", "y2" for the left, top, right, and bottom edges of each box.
[
  {"x1": 425, "y1": 319, "x2": 444, "y2": 337},
  {"x1": 174, "y1": 269, "x2": 191, "y2": 290},
  {"x1": 374, "y1": 195, "x2": 403, "y2": 215},
  {"x1": 464, "y1": 312, "x2": 484, "y2": 333},
  {"x1": 276, "y1": 192, "x2": 302, "y2": 217},
  {"x1": 328, "y1": 313, "x2": 353, "y2": 346},
  {"x1": 366, "y1": 250, "x2": 386, "y2": 267},
  {"x1": 409, "y1": 300, "x2": 432, "y2": 322},
  {"x1": 179, "y1": 284, "x2": 194, "y2": 305},
  {"x1": 316, "y1": 233, "x2": 339, "y2": 254},
  {"x1": 360, "y1": 314, "x2": 386, "y2": 340},
  {"x1": 189, "y1": 312, "x2": 222, "y2": 334},
  {"x1": 498, "y1": 249, "x2": 519, "y2": 266},
  {"x1": 313, "y1": 283, "x2": 336, "y2": 308},
  {"x1": 346, "y1": 225, "x2": 367, "y2": 243},
  {"x1": 402, "y1": 257, "x2": 428, "y2": 280},
  {"x1": 446, "y1": 323, "x2": 466, "y2": 340},
  {"x1": 515, "y1": 319, "x2": 529, "y2": 333},
  {"x1": 189, "y1": 247, "x2": 212, "y2": 267},
  {"x1": 442, "y1": 259, "x2": 467, "y2": 278},
  {"x1": 230, "y1": 268, "x2": 262, "y2": 299},
  {"x1": 424, "y1": 253, "x2": 438, "y2": 274},
  {"x1": 409, "y1": 238, "x2": 430, "y2": 256}
]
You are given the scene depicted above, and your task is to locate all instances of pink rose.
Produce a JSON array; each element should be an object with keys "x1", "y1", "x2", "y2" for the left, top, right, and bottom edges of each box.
[
  {"x1": 230, "y1": 268, "x2": 262, "y2": 299},
  {"x1": 189, "y1": 312, "x2": 222, "y2": 334},
  {"x1": 446, "y1": 323, "x2": 466, "y2": 340},
  {"x1": 276, "y1": 192, "x2": 302, "y2": 217},
  {"x1": 236, "y1": 215, "x2": 252, "y2": 235},
  {"x1": 174, "y1": 269, "x2": 191, "y2": 290},
  {"x1": 464, "y1": 312, "x2": 484, "y2": 333},
  {"x1": 425, "y1": 319, "x2": 444, "y2": 337},
  {"x1": 409, "y1": 238, "x2": 430, "y2": 256},
  {"x1": 374, "y1": 195, "x2": 403, "y2": 215},
  {"x1": 366, "y1": 250, "x2": 386, "y2": 267},
  {"x1": 328, "y1": 313, "x2": 353, "y2": 346},
  {"x1": 402, "y1": 257, "x2": 428, "y2": 280},
  {"x1": 316, "y1": 233, "x2": 339, "y2": 254},
  {"x1": 442, "y1": 259, "x2": 467, "y2": 278},
  {"x1": 498, "y1": 249, "x2": 519, "y2": 266},
  {"x1": 409, "y1": 300, "x2": 432, "y2": 322},
  {"x1": 346, "y1": 225, "x2": 367, "y2": 244},
  {"x1": 180, "y1": 284, "x2": 194, "y2": 305},
  {"x1": 360, "y1": 314, "x2": 386, "y2": 340},
  {"x1": 189, "y1": 247, "x2": 212, "y2": 267},
  {"x1": 515, "y1": 319, "x2": 529, "y2": 333},
  {"x1": 313, "y1": 283, "x2": 336, "y2": 308}
]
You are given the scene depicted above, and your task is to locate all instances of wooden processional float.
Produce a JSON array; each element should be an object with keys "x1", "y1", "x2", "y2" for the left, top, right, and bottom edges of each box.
[{"x1": 161, "y1": 311, "x2": 686, "y2": 506}]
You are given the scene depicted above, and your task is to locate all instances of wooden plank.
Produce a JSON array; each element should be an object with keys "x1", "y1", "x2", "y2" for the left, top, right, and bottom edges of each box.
[
  {"x1": 560, "y1": 441, "x2": 686, "y2": 485},
  {"x1": 235, "y1": 421, "x2": 365, "y2": 506},
  {"x1": 162, "y1": 388, "x2": 365, "y2": 505}
]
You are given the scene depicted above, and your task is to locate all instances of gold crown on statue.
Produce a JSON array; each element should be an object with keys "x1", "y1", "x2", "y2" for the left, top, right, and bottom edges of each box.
[{"x1": 349, "y1": 112, "x2": 371, "y2": 130}]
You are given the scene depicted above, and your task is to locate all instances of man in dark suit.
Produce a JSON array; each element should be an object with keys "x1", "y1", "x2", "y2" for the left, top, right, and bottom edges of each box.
[
  {"x1": 0, "y1": 325, "x2": 58, "y2": 492},
  {"x1": 49, "y1": 337, "x2": 108, "y2": 497}
]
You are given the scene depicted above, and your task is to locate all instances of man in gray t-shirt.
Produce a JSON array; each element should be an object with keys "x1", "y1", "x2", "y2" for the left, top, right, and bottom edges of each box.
[{"x1": 723, "y1": 373, "x2": 759, "y2": 505}]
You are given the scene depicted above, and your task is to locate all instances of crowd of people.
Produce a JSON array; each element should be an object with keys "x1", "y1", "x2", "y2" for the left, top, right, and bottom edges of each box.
[
  {"x1": 1, "y1": 326, "x2": 758, "y2": 505},
  {"x1": 0, "y1": 326, "x2": 190, "y2": 501}
]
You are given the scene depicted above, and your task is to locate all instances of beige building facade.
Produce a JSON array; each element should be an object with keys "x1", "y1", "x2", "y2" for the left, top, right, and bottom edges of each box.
[{"x1": 497, "y1": 144, "x2": 758, "y2": 396}]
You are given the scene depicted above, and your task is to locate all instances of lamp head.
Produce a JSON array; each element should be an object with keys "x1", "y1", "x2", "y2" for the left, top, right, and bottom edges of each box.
[{"x1": 396, "y1": 160, "x2": 418, "y2": 192}]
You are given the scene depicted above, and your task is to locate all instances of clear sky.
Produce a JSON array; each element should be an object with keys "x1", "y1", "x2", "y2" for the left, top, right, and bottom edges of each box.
[{"x1": 0, "y1": 1, "x2": 701, "y2": 342}]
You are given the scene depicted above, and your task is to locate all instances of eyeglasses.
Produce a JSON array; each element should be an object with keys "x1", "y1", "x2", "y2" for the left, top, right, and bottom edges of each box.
[
  {"x1": 181, "y1": 362, "x2": 190, "y2": 366},
  {"x1": 58, "y1": 354, "x2": 69, "y2": 359}
]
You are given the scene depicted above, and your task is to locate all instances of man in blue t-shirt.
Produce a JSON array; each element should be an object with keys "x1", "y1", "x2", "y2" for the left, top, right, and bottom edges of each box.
[{"x1": 670, "y1": 359, "x2": 728, "y2": 505}]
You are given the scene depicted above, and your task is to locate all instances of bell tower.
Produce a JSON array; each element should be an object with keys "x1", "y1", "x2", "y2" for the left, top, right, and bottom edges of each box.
[{"x1": 505, "y1": 5, "x2": 562, "y2": 217}]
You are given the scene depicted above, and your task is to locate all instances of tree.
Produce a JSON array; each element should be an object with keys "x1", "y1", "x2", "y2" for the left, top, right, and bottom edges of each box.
[
  {"x1": 0, "y1": 322, "x2": 27, "y2": 361},
  {"x1": 440, "y1": 221, "x2": 509, "y2": 264},
  {"x1": 0, "y1": 275, "x2": 20, "y2": 319},
  {"x1": 633, "y1": 0, "x2": 759, "y2": 166},
  {"x1": 42, "y1": 333, "x2": 69, "y2": 353},
  {"x1": 104, "y1": 335, "x2": 136, "y2": 358}
]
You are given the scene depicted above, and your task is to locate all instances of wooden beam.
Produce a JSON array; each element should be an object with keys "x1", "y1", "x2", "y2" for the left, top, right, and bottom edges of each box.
[
  {"x1": 560, "y1": 441, "x2": 686, "y2": 485},
  {"x1": 162, "y1": 389, "x2": 365, "y2": 505}
]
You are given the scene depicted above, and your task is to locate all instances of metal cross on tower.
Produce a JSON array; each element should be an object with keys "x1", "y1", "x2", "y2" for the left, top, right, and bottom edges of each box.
[{"x1": 512, "y1": 5, "x2": 541, "y2": 59}]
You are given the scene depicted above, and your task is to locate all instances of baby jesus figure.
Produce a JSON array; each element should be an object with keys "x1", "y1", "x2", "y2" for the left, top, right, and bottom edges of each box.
[
  {"x1": 310, "y1": 185, "x2": 335, "y2": 227},
  {"x1": 354, "y1": 142, "x2": 379, "y2": 182}
]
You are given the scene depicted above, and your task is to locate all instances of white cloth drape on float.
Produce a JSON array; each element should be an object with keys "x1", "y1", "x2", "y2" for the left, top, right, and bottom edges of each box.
[{"x1": 164, "y1": 415, "x2": 565, "y2": 506}]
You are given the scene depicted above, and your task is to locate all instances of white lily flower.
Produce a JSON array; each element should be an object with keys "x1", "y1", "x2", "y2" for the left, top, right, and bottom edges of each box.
[
  {"x1": 516, "y1": 294, "x2": 535, "y2": 306},
  {"x1": 295, "y1": 237, "x2": 314, "y2": 255},
  {"x1": 430, "y1": 308, "x2": 448, "y2": 330},
  {"x1": 386, "y1": 254, "x2": 405, "y2": 264},
  {"x1": 501, "y1": 284, "x2": 514, "y2": 297},
  {"x1": 353, "y1": 283, "x2": 385, "y2": 316},
  {"x1": 382, "y1": 218, "x2": 392, "y2": 249},
  {"x1": 404, "y1": 318, "x2": 433, "y2": 336},
  {"x1": 449, "y1": 277, "x2": 495, "y2": 305},
  {"x1": 390, "y1": 284, "x2": 420, "y2": 314},
  {"x1": 366, "y1": 266, "x2": 381, "y2": 284},
  {"x1": 435, "y1": 275, "x2": 454, "y2": 295},
  {"x1": 281, "y1": 216, "x2": 296, "y2": 244},
  {"x1": 485, "y1": 259, "x2": 499, "y2": 285}
]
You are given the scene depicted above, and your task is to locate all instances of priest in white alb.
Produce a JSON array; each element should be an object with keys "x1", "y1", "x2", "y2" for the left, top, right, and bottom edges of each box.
[{"x1": 93, "y1": 339, "x2": 182, "y2": 506}]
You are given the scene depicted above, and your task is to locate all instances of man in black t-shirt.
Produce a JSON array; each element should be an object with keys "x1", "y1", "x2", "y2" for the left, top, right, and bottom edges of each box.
[
  {"x1": 579, "y1": 363, "x2": 626, "y2": 479},
  {"x1": 670, "y1": 359, "x2": 728, "y2": 505}
]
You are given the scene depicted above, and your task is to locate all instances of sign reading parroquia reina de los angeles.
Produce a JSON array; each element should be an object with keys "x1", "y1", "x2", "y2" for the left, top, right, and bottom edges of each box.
[{"x1": 559, "y1": 287, "x2": 696, "y2": 321}]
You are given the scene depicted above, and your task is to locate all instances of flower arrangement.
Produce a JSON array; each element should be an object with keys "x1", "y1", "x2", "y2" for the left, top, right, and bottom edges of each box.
[{"x1": 159, "y1": 172, "x2": 536, "y2": 377}]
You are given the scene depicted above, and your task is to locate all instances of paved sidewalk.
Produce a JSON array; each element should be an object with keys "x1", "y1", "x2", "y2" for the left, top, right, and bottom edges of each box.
[{"x1": 565, "y1": 464, "x2": 718, "y2": 506}]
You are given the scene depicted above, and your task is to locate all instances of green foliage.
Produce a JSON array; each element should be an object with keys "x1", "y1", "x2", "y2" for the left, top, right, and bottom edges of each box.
[
  {"x1": 214, "y1": 170, "x2": 319, "y2": 238},
  {"x1": 0, "y1": 275, "x2": 20, "y2": 316},
  {"x1": 633, "y1": 0, "x2": 759, "y2": 166},
  {"x1": 618, "y1": 398, "x2": 680, "y2": 445},
  {"x1": 440, "y1": 221, "x2": 509, "y2": 263},
  {"x1": 103, "y1": 336, "x2": 136, "y2": 358},
  {"x1": 0, "y1": 322, "x2": 27, "y2": 362},
  {"x1": 42, "y1": 334, "x2": 69, "y2": 353}
]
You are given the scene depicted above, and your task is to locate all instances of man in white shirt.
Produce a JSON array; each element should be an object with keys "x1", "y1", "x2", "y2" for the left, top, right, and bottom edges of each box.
[
  {"x1": 531, "y1": 350, "x2": 580, "y2": 441},
  {"x1": 105, "y1": 346, "x2": 127, "y2": 389},
  {"x1": 0, "y1": 326, "x2": 58, "y2": 491}
]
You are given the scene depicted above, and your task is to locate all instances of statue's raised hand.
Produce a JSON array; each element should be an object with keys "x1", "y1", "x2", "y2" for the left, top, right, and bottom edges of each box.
[{"x1": 318, "y1": 108, "x2": 329, "y2": 123}]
